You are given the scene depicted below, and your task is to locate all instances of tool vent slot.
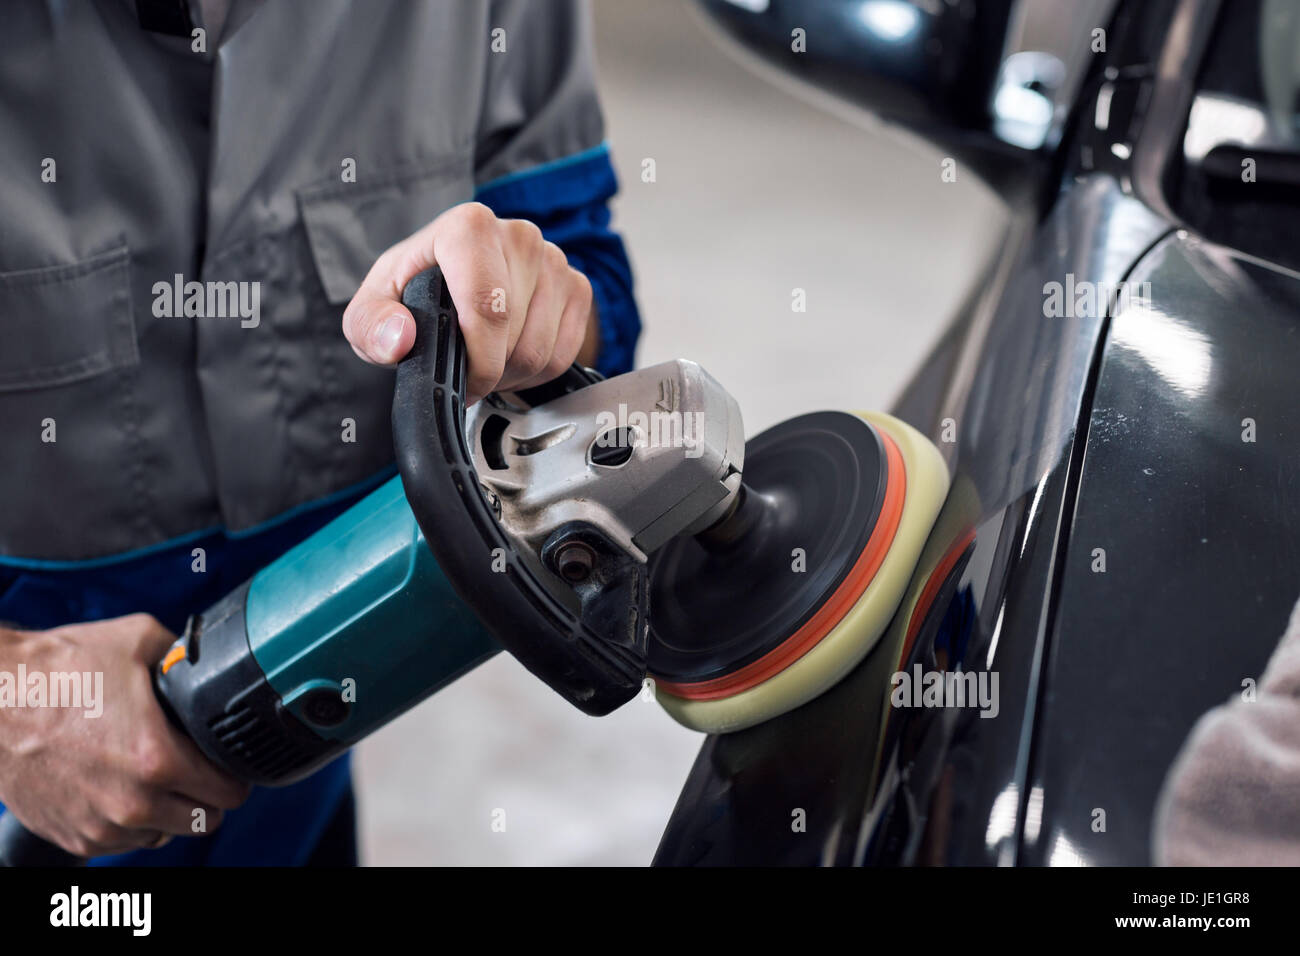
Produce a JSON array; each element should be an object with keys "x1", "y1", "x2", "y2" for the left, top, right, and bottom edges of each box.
[{"x1": 209, "y1": 703, "x2": 313, "y2": 780}]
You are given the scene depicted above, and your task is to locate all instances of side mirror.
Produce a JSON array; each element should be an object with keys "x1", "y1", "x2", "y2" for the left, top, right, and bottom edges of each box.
[{"x1": 693, "y1": 0, "x2": 1115, "y2": 197}]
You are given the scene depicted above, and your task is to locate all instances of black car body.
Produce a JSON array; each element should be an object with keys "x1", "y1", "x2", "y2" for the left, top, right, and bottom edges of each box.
[{"x1": 656, "y1": 0, "x2": 1300, "y2": 865}]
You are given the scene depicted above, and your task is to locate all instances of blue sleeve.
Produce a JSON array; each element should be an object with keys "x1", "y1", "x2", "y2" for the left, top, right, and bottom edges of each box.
[{"x1": 474, "y1": 143, "x2": 641, "y2": 377}]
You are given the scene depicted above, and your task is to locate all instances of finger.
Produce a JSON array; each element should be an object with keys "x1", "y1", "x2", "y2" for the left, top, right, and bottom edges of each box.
[
  {"x1": 76, "y1": 813, "x2": 147, "y2": 857},
  {"x1": 161, "y1": 728, "x2": 252, "y2": 811},
  {"x1": 434, "y1": 211, "x2": 524, "y2": 403},
  {"x1": 497, "y1": 247, "x2": 565, "y2": 392},
  {"x1": 143, "y1": 795, "x2": 224, "y2": 838},
  {"x1": 102, "y1": 784, "x2": 224, "y2": 840},
  {"x1": 2, "y1": 804, "x2": 130, "y2": 860},
  {"x1": 523, "y1": 269, "x2": 594, "y2": 389},
  {"x1": 341, "y1": 223, "x2": 437, "y2": 365},
  {"x1": 575, "y1": 276, "x2": 601, "y2": 369},
  {"x1": 89, "y1": 827, "x2": 170, "y2": 853},
  {"x1": 494, "y1": 219, "x2": 547, "y2": 348},
  {"x1": 341, "y1": 292, "x2": 416, "y2": 366},
  {"x1": 134, "y1": 705, "x2": 251, "y2": 811}
]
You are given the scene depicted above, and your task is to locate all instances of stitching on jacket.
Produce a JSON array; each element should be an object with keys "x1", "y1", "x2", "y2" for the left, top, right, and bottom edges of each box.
[
  {"x1": 0, "y1": 253, "x2": 137, "y2": 389},
  {"x1": 295, "y1": 151, "x2": 473, "y2": 204},
  {"x1": 0, "y1": 245, "x2": 130, "y2": 288},
  {"x1": 203, "y1": 154, "x2": 469, "y2": 270}
]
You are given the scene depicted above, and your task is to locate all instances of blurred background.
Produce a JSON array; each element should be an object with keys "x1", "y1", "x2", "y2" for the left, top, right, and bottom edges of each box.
[{"x1": 355, "y1": 0, "x2": 1005, "y2": 865}]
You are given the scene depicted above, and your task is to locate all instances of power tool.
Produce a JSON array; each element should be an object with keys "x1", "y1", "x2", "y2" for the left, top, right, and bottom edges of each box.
[{"x1": 0, "y1": 266, "x2": 948, "y2": 865}]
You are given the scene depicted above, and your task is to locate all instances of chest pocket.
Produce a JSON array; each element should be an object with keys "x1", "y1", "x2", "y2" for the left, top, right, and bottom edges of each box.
[
  {"x1": 296, "y1": 155, "x2": 474, "y2": 306},
  {"x1": 0, "y1": 244, "x2": 136, "y2": 391}
]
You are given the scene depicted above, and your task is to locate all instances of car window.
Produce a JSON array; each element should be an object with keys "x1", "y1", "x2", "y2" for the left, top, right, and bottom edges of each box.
[{"x1": 1168, "y1": 0, "x2": 1300, "y2": 269}]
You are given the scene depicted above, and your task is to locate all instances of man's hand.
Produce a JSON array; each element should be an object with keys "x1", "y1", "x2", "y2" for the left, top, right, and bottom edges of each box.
[
  {"x1": 0, "y1": 615, "x2": 251, "y2": 858},
  {"x1": 342, "y1": 202, "x2": 600, "y2": 404}
]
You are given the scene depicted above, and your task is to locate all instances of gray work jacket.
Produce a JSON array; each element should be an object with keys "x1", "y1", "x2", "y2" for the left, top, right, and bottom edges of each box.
[{"x1": 0, "y1": 0, "x2": 603, "y2": 561}]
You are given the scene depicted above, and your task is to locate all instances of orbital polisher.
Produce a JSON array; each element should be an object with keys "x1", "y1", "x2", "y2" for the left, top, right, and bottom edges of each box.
[{"x1": 0, "y1": 266, "x2": 948, "y2": 864}]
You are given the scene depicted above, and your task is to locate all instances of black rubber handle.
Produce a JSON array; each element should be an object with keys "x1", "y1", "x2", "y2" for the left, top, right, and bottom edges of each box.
[
  {"x1": 392, "y1": 266, "x2": 647, "y2": 715},
  {"x1": 0, "y1": 811, "x2": 82, "y2": 867}
]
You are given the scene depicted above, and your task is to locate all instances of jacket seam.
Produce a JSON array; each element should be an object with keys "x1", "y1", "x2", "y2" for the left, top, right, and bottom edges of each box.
[
  {"x1": 0, "y1": 245, "x2": 130, "y2": 288},
  {"x1": 295, "y1": 151, "x2": 473, "y2": 204}
]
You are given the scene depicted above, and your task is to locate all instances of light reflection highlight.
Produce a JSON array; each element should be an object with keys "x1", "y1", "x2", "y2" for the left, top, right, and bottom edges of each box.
[{"x1": 1111, "y1": 305, "x2": 1213, "y2": 399}]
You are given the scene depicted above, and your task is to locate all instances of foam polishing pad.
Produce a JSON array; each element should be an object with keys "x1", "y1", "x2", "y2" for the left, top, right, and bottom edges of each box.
[
  {"x1": 864, "y1": 472, "x2": 981, "y2": 791},
  {"x1": 648, "y1": 410, "x2": 949, "y2": 734}
]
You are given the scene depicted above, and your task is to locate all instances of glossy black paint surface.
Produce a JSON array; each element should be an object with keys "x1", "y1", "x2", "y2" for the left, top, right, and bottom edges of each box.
[
  {"x1": 655, "y1": 173, "x2": 1170, "y2": 866},
  {"x1": 654, "y1": 0, "x2": 1300, "y2": 867},
  {"x1": 1021, "y1": 235, "x2": 1300, "y2": 864}
]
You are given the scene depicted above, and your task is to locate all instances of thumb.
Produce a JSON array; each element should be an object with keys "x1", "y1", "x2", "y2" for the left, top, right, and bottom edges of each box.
[
  {"x1": 341, "y1": 225, "x2": 438, "y2": 366},
  {"x1": 342, "y1": 292, "x2": 417, "y2": 366}
]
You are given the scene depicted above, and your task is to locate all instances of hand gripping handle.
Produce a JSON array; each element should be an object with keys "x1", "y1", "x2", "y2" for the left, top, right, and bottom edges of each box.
[{"x1": 391, "y1": 266, "x2": 646, "y2": 715}]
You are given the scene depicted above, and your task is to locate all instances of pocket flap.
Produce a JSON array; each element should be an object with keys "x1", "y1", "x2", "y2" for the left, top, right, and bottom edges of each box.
[
  {"x1": 297, "y1": 156, "x2": 473, "y2": 305},
  {"x1": 0, "y1": 244, "x2": 137, "y2": 392}
]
